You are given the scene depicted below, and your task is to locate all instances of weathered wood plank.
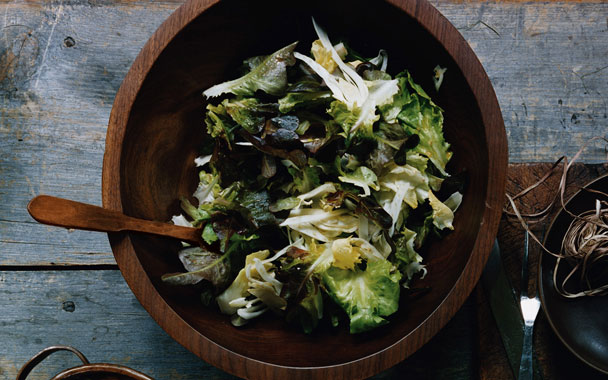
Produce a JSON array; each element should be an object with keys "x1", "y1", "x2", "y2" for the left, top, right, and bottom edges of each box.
[
  {"x1": 494, "y1": 162, "x2": 608, "y2": 380},
  {"x1": 1, "y1": 1, "x2": 606, "y2": 266},
  {"x1": 433, "y1": 0, "x2": 608, "y2": 162},
  {"x1": 1, "y1": 2, "x2": 179, "y2": 265},
  {"x1": 0, "y1": 270, "x2": 477, "y2": 380},
  {"x1": 0, "y1": 270, "x2": 231, "y2": 380}
]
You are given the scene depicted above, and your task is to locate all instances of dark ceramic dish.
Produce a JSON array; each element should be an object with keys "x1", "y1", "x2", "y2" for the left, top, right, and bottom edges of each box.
[
  {"x1": 539, "y1": 174, "x2": 608, "y2": 374},
  {"x1": 101, "y1": 0, "x2": 507, "y2": 378}
]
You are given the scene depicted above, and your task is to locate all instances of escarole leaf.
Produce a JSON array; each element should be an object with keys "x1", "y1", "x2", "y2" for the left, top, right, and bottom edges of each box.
[
  {"x1": 286, "y1": 279, "x2": 324, "y2": 334},
  {"x1": 428, "y1": 190, "x2": 454, "y2": 230},
  {"x1": 349, "y1": 79, "x2": 399, "y2": 137},
  {"x1": 393, "y1": 229, "x2": 427, "y2": 284},
  {"x1": 285, "y1": 165, "x2": 321, "y2": 194},
  {"x1": 203, "y1": 42, "x2": 298, "y2": 98},
  {"x1": 322, "y1": 259, "x2": 401, "y2": 333},
  {"x1": 396, "y1": 71, "x2": 452, "y2": 175},
  {"x1": 222, "y1": 98, "x2": 277, "y2": 134},
  {"x1": 330, "y1": 237, "x2": 362, "y2": 270},
  {"x1": 216, "y1": 250, "x2": 270, "y2": 315},
  {"x1": 204, "y1": 103, "x2": 237, "y2": 146},
  {"x1": 338, "y1": 166, "x2": 379, "y2": 197},
  {"x1": 312, "y1": 18, "x2": 368, "y2": 106},
  {"x1": 310, "y1": 39, "x2": 347, "y2": 73},
  {"x1": 377, "y1": 162, "x2": 430, "y2": 234},
  {"x1": 328, "y1": 100, "x2": 360, "y2": 136},
  {"x1": 278, "y1": 91, "x2": 332, "y2": 113}
]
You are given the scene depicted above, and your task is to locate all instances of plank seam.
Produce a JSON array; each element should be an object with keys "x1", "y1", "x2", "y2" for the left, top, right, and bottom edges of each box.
[{"x1": 0, "y1": 264, "x2": 118, "y2": 271}]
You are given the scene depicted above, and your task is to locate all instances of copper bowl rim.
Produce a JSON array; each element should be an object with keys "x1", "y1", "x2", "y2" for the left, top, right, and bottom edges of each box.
[{"x1": 51, "y1": 364, "x2": 154, "y2": 380}]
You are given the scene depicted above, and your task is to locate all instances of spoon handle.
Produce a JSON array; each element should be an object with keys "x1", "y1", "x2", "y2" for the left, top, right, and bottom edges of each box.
[{"x1": 27, "y1": 195, "x2": 201, "y2": 244}]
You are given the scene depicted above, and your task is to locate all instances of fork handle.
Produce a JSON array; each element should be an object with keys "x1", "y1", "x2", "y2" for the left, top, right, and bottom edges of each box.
[{"x1": 518, "y1": 323, "x2": 534, "y2": 380}]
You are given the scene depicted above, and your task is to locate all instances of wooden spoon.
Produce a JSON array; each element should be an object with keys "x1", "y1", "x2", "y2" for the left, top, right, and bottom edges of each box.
[{"x1": 27, "y1": 195, "x2": 202, "y2": 245}]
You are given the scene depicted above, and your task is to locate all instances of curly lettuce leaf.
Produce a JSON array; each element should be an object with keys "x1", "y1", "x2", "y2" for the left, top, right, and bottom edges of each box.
[
  {"x1": 393, "y1": 228, "x2": 426, "y2": 283},
  {"x1": 338, "y1": 166, "x2": 379, "y2": 197},
  {"x1": 428, "y1": 190, "x2": 454, "y2": 230},
  {"x1": 286, "y1": 166, "x2": 321, "y2": 195},
  {"x1": 222, "y1": 97, "x2": 274, "y2": 134},
  {"x1": 204, "y1": 103, "x2": 237, "y2": 147},
  {"x1": 286, "y1": 279, "x2": 324, "y2": 334},
  {"x1": 216, "y1": 250, "x2": 270, "y2": 315},
  {"x1": 278, "y1": 91, "x2": 332, "y2": 113},
  {"x1": 322, "y1": 259, "x2": 401, "y2": 333},
  {"x1": 162, "y1": 247, "x2": 230, "y2": 288},
  {"x1": 396, "y1": 71, "x2": 452, "y2": 175},
  {"x1": 202, "y1": 223, "x2": 218, "y2": 245},
  {"x1": 204, "y1": 42, "x2": 298, "y2": 97}
]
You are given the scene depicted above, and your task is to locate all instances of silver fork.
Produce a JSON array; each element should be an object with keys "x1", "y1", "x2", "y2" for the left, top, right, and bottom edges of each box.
[{"x1": 518, "y1": 231, "x2": 541, "y2": 380}]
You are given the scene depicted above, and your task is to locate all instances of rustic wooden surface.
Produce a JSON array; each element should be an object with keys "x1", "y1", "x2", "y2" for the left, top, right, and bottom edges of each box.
[
  {"x1": 491, "y1": 163, "x2": 608, "y2": 380},
  {"x1": 0, "y1": 270, "x2": 477, "y2": 379},
  {"x1": 1, "y1": 0, "x2": 607, "y2": 379}
]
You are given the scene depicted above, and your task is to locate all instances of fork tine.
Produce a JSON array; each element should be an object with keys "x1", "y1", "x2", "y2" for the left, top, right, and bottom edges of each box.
[{"x1": 521, "y1": 230, "x2": 529, "y2": 298}]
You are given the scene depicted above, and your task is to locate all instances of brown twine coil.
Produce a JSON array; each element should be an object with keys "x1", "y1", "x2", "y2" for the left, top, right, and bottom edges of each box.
[{"x1": 504, "y1": 136, "x2": 608, "y2": 299}]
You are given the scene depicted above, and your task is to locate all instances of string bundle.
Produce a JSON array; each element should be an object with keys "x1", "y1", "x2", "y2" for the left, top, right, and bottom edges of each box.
[
  {"x1": 504, "y1": 136, "x2": 608, "y2": 299},
  {"x1": 557, "y1": 199, "x2": 608, "y2": 298}
]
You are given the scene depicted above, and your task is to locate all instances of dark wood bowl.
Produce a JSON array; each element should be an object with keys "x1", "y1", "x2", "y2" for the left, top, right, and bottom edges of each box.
[{"x1": 102, "y1": 0, "x2": 507, "y2": 378}]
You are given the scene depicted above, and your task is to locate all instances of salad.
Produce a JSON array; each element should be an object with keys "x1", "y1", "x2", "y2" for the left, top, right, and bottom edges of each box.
[{"x1": 162, "y1": 19, "x2": 463, "y2": 334}]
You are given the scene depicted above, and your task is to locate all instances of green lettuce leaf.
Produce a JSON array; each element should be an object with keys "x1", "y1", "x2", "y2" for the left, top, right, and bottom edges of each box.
[
  {"x1": 278, "y1": 91, "x2": 332, "y2": 113},
  {"x1": 286, "y1": 166, "x2": 321, "y2": 195},
  {"x1": 203, "y1": 42, "x2": 298, "y2": 97},
  {"x1": 286, "y1": 279, "x2": 324, "y2": 334},
  {"x1": 322, "y1": 260, "x2": 401, "y2": 333},
  {"x1": 393, "y1": 228, "x2": 426, "y2": 283},
  {"x1": 428, "y1": 190, "x2": 454, "y2": 230},
  {"x1": 202, "y1": 223, "x2": 218, "y2": 245},
  {"x1": 327, "y1": 100, "x2": 360, "y2": 137},
  {"x1": 222, "y1": 97, "x2": 274, "y2": 134},
  {"x1": 338, "y1": 166, "x2": 379, "y2": 197},
  {"x1": 269, "y1": 196, "x2": 302, "y2": 212},
  {"x1": 396, "y1": 71, "x2": 452, "y2": 175},
  {"x1": 204, "y1": 103, "x2": 237, "y2": 147}
]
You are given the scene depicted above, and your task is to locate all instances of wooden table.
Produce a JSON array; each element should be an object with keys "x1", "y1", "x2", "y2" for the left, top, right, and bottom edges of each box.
[{"x1": 1, "y1": 1, "x2": 606, "y2": 378}]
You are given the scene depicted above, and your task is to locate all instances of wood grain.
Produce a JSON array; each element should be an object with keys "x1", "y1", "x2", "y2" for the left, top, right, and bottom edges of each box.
[
  {"x1": 0, "y1": 270, "x2": 476, "y2": 380},
  {"x1": 433, "y1": 0, "x2": 608, "y2": 162},
  {"x1": 1, "y1": 1, "x2": 177, "y2": 265},
  {"x1": 0, "y1": 0, "x2": 606, "y2": 378},
  {"x1": 481, "y1": 162, "x2": 608, "y2": 380},
  {"x1": 1, "y1": 0, "x2": 607, "y2": 266},
  {"x1": 0, "y1": 270, "x2": 236, "y2": 380}
]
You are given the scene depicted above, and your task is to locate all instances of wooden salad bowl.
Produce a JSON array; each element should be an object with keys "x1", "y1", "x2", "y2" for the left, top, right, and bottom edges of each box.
[{"x1": 102, "y1": 0, "x2": 507, "y2": 378}]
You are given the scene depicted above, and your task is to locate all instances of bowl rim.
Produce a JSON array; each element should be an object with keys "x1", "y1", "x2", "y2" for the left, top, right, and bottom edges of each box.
[{"x1": 102, "y1": 0, "x2": 508, "y2": 378}]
